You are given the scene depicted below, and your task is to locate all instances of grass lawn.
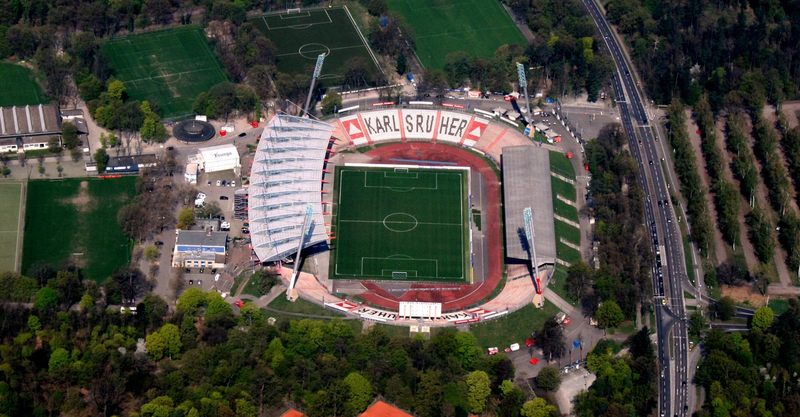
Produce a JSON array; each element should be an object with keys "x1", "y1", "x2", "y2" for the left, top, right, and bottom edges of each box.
[
  {"x1": 0, "y1": 62, "x2": 46, "y2": 106},
  {"x1": 468, "y1": 301, "x2": 559, "y2": 348},
  {"x1": 683, "y1": 237, "x2": 696, "y2": 285},
  {"x1": 386, "y1": 0, "x2": 525, "y2": 69},
  {"x1": 101, "y1": 26, "x2": 228, "y2": 119},
  {"x1": 0, "y1": 182, "x2": 23, "y2": 272},
  {"x1": 551, "y1": 177, "x2": 577, "y2": 201},
  {"x1": 553, "y1": 199, "x2": 579, "y2": 223},
  {"x1": 555, "y1": 220, "x2": 580, "y2": 245},
  {"x1": 548, "y1": 266, "x2": 577, "y2": 306},
  {"x1": 556, "y1": 242, "x2": 581, "y2": 265},
  {"x1": 549, "y1": 151, "x2": 576, "y2": 179},
  {"x1": 250, "y1": 6, "x2": 381, "y2": 88},
  {"x1": 331, "y1": 166, "x2": 470, "y2": 282},
  {"x1": 769, "y1": 299, "x2": 790, "y2": 315},
  {"x1": 21, "y1": 177, "x2": 135, "y2": 282},
  {"x1": 268, "y1": 296, "x2": 344, "y2": 317}
]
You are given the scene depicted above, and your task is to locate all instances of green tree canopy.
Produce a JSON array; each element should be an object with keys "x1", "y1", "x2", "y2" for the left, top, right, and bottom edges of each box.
[
  {"x1": 752, "y1": 306, "x2": 774, "y2": 331},
  {"x1": 321, "y1": 91, "x2": 342, "y2": 115},
  {"x1": 343, "y1": 372, "x2": 373, "y2": 415},
  {"x1": 520, "y1": 397, "x2": 557, "y2": 417},
  {"x1": 595, "y1": 300, "x2": 625, "y2": 329},
  {"x1": 465, "y1": 370, "x2": 491, "y2": 413},
  {"x1": 536, "y1": 365, "x2": 562, "y2": 391}
]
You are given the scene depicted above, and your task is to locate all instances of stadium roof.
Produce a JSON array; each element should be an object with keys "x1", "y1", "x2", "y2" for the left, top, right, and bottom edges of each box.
[{"x1": 249, "y1": 114, "x2": 333, "y2": 262}]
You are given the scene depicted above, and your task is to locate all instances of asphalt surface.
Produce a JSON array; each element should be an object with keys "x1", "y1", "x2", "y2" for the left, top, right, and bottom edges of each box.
[{"x1": 581, "y1": 1, "x2": 691, "y2": 416}]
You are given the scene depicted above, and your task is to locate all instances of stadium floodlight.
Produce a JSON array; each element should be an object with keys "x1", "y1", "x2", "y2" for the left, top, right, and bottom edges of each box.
[
  {"x1": 516, "y1": 63, "x2": 531, "y2": 117},
  {"x1": 303, "y1": 53, "x2": 327, "y2": 117},
  {"x1": 287, "y1": 204, "x2": 314, "y2": 301}
]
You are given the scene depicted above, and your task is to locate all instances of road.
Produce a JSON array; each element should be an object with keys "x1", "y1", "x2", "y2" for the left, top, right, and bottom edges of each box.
[{"x1": 581, "y1": 1, "x2": 691, "y2": 416}]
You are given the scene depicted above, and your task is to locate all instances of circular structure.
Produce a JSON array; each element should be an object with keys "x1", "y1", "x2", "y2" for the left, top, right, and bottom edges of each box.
[
  {"x1": 298, "y1": 43, "x2": 331, "y2": 59},
  {"x1": 173, "y1": 119, "x2": 215, "y2": 143},
  {"x1": 382, "y1": 213, "x2": 419, "y2": 232}
]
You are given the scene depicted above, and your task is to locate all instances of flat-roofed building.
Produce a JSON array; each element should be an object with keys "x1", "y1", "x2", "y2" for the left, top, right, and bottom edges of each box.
[
  {"x1": 172, "y1": 230, "x2": 228, "y2": 269},
  {"x1": 0, "y1": 104, "x2": 61, "y2": 153}
]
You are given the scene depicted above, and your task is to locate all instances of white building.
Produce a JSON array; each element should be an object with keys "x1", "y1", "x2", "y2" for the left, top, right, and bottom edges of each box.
[
  {"x1": 195, "y1": 144, "x2": 240, "y2": 174},
  {"x1": 172, "y1": 230, "x2": 228, "y2": 269},
  {"x1": 185, "y1": 163, "x2": 198, "y2": 184}
]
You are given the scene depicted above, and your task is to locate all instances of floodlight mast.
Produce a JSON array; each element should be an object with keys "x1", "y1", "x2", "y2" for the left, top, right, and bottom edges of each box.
[
  {"x1": 516, "y1": 63, "x2": 531, "y2": 117},
  {"x1": 287, "y1": 204, "x2": 314, "y2": 301},
  {"x1": 302, "y1": 53, "x2": 327, "y2": 117}
]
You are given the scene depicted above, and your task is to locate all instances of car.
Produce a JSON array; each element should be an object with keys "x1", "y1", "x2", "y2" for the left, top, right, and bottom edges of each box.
[
  {"x1": 207, "y1": 181, "x2": 211, "y2": 186},
  {"x1": 199, "y1": 268, "x2": 205, "y2": 273},
  {"x1": 241, "y1": 228, "x2": 250, "y2": 234},
  {"x1": 238, "y1": 132, "x2": 246, "y2": 137},
  {"x1": 154, "y1": 240, "x2": 164, "y2": 246},
  {"x1": 216, "y1": 180, "x2": 222, "y2": 186},
  {"x1": 562, "y1": 316, "x2": 572, "y2": 326},
  {"x1": 220, "y1": 196, "x2": 229, "y2": 200},
  {"x1": 230, "y1": 181, "x2": 236, "y2": 187},
  {"x1": 197, "y1": 280, "x2": 202, "y2": 286},
  {"x1": 188, "y1": 280, "x2": 194, "y2": 285},
  {"x1": 649, "y1": 160, "x2": 653, "y2": 165},
  {"x1": 662, "y1": 298, "x2": 668, "y2": 305},
  {"x1": 196, "y1": 192, "x2": 206, "y2": 200},
  {"x1": 214, "y1": 273, "x2": 220, "y2": 282},
  {"x1": 243, "y1": 222, "x2": 249, "y2": 227}
]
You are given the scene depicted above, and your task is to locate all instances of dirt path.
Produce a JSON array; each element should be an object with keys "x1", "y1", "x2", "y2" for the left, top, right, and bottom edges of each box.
[
  {"x1": 742, "y1": 114, "x2": 793, "y2": 286},
  {"x1": 685, "y1": 110, "x2": 727, "y2": 265},
  {"x1": 776, "y1": 101, "x2": 800, "y2": 130},
  {"x1": 715, "y1": 118, "x2": 758, "y2": 272}
]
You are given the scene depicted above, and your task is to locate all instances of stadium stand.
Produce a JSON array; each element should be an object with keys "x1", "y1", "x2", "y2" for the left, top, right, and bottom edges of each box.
[{"x1": 249, "y1": 114, "x2": 334, "y2": 262}]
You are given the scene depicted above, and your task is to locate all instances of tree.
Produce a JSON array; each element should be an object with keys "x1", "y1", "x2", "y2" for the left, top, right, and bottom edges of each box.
[
  {"x1": 688, "y1": 310, "x2": 707, "y2": 338},
  {"x1": 61, "y1": 121, "x2": 80, "y2": 149},
  {"x1": 94, "y1": 148, "x2": 109, "y2": 173},
  {"x1": 343, "y1": 372, "x2": 372, "y2": 415},
  {"x1": 596, "y1": 300, "x2": 625, "y2": 329},
  {"x1": 144, "y1": 245, "x2": 160, "y2": 262},
  {"x1": 752, "y1": 306, "x2": 774, "y2": 331},
  {"x1": 566, "y1": 262, "x2": 593, "y2": 301},
  {"x1": 35, "y1": 287, "x2": 59, "y2": 311},
  {"x1": 396, "y1": 54, "x2": 407, "y2": 75},
  {"x1": 520, "y1": 398, "x2": 557, "y2": 417},
  {"x1": 48, "y1": 347, "x2": 71, "y2": 373},
  {"x1": 177, "y1": 287, "x2": 207, "y2": 314},
  {"x1": 414, "y1": 370, "x2": 443, "y2": 417},
  {"x1": 715, "y1": 297, "x2": 736, "y2": 321},
  {"x1": 537, "y1": 319, "x2": 566, "y2": 359},
  {"x1": 465, "y1": 370, "x2": 491, "y2": 413},
  {"x1": 536, "y1": 365, "x2": 562, "y2": 391},
  {"x1": 146, "y1": 323, "x2": 181, "y2": 361},
  {"x1": 321, "y1": 91, "x2": 342, "y2": 115},
  {"x1": 140, "y1": 101, "x2": 167, "y2": 143},
  {"x1": 107, "y1": 79, "x2": 126, "y2": 101},
  {"x1": 177, "y1": 207, "x2": 194, "y2": 229}
]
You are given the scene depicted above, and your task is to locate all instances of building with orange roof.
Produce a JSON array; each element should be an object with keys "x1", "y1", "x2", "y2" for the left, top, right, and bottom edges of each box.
[
  {"x1": 279, "y1": 408, "x2": 306, "y2": 417},
  {"x1": 359, "y1": 400, "x2": 414, "y2": 417}
]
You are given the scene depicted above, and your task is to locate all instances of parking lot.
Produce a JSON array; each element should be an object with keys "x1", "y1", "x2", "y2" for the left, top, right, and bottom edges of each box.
[{"x1": 194, "y1": 169, "x2": 249, "y2": 237}]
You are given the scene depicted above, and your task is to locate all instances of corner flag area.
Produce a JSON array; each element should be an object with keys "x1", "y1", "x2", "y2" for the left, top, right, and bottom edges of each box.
[{"x1": 331, "y1": 165, "x2": 471, "y2": 282}]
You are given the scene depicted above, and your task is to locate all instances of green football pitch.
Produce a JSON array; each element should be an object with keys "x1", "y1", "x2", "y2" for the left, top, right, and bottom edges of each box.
[
  {"x1": 331, "y1": 166, "x2": 471, "y2": 282},
  {"x1": 0, "y1": 62, "x2": 46, "y2": 106},
  {"x1": 386, "y1": 0, "x2": 526, "y2": 69},
  {"x1": 22, "y1": 178, "x2": 135, "y2": 282},
  {"x1": 250, "y1": 6, "x2": 382, "y2": 88},
  {"x1": 0, "y1": 182, "x2": 23, "y2": 273},
  {"x1": 101, "y1": 26, "x2": 228, "y2": 119}
]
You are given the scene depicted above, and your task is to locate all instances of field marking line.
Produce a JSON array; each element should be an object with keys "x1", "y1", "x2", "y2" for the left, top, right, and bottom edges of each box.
[
  {"x1": 123, "y1": 67, "x2": 220, "y2": 84},
  {"x1": 275, "y1": 44, "x2": 365, "y2": 57},
  {"x1": 262, "y1": 15, "x2": 272, "y2": 31},
  {"x1": 338, "y1": 219, "x2": 463, "y2": 227},
  {"x1": 342, "y1": 5, "x2": 384, "y2": 77},
  {"x1": 279, "y1": 11, "x2": 311, "y2": 19},
  {"x1": 15, "y1": 182, "x2": 23, "y2": 273},
  {"x1": 323, "y1": 8, "x2": 333, "y2": 24}
]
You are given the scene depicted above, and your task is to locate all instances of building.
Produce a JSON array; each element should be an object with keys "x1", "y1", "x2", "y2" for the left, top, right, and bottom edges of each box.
[
  {"x1": 195, "y1": 144, "x2": 240, "y2": 174},
  {"x1": 185, "y1": 163, "x2": 198, "y2": 184},
  {"x1": 359, "y1": 401, "x2": 414, "y2": 417},
  {"x1": 278, "y1": 409, "x2": 305, "y2": 417},
  {"x1": 195, "y1": 218, "x2": 221, "y2": 232},
  {"x1": 106, "y1": 154, "x2": 158, "y2": 174},
  {"x1": 171, "y1": 230, "x2": 228, "y2": 269},
  {"x1": 0, "y1": 104, "x2": 62, "y2": 153},
  {"x1": 249, "y1": 114, "x2": 333, "y2": 262}
]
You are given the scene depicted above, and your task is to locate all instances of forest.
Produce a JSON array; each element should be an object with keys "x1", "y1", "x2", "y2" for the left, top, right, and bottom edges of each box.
[{"x1": 602, "y1": 0, "x2": 800, "y2": 109}]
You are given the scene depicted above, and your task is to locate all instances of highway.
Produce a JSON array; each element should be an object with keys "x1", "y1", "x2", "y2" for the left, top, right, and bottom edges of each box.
[{"x1": 581, "y1": 0, "x2": 691, "y2": 416}]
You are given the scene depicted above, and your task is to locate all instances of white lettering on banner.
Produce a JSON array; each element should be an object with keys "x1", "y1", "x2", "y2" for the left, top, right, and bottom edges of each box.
[
  {"x1": 437, "y1": 111, "x2": 470, "y2": 143},
  {"x1": 346, "y1": 109, "x2": 488, "y2": 145}
]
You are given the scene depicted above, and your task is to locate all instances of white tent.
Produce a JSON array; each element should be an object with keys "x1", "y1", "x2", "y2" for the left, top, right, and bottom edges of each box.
[{"x1": 197, "y1": 144, "x2": 240, "y2": 174}]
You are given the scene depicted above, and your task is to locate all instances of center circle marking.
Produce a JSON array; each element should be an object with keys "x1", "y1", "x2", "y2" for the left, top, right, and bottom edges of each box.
[
  {"x1": 383, "y1": 213, "x2": 418, "y2": 232},
  {"x1": 298, "y1": 43, "x2": 331, "y2": 59}
]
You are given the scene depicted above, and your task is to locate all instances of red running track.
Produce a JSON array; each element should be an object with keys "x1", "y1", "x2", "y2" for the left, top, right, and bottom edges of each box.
[{"x1": 355, "y1": 142, "x2": 504, "y2": 312}]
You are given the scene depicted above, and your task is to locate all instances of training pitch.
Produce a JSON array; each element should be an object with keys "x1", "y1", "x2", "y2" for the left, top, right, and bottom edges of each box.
[
  {"x1": 101, "y1": 26, "x2": 228, "y2": 119},
  {"x1": 331, "y1": 165, "x2": 471, "y2": 282},
  {"x1": 386, "y1": 0, "x2": 526, "y2": 69},
  {"x1": 0, "y1": 62, "x2": 46, "y2": 107},
  {"x1": 250, "y1": 6, "x2": 381, "y2": 87},
  {"x1": 22, "y1": 178, "x2": 136, "y2": 282},
  {"x1": 0, "y1": 182, "x2": 24, "y2": 273}
]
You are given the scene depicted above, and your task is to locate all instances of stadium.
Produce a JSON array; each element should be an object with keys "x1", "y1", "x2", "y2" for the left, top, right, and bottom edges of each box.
[{"x1": 249, "y1": 108, "x2": 562, "y2": 323}]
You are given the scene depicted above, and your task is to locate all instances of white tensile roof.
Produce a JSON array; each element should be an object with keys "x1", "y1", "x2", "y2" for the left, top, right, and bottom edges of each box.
[{"x1": 248, "y1": 114, "x2": 333, "y2": 262}]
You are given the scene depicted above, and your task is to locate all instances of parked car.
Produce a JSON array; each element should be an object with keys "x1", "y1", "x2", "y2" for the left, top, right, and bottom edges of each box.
[
  {"x1": 241, "y1": 228, "x2": 250, "y2": 234},
  {"x1": 220, "y1": 196, "x2": 229, "y2": 200},
  {"x1": 196, "y1": 192, "x2": 206, "y2": 200},
  {"x1": 154, "y1": 240, "x2": 164, "y2": 246},
  {"x1": 216, "y1": 180, "x2": 222, "y2": 186}
]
